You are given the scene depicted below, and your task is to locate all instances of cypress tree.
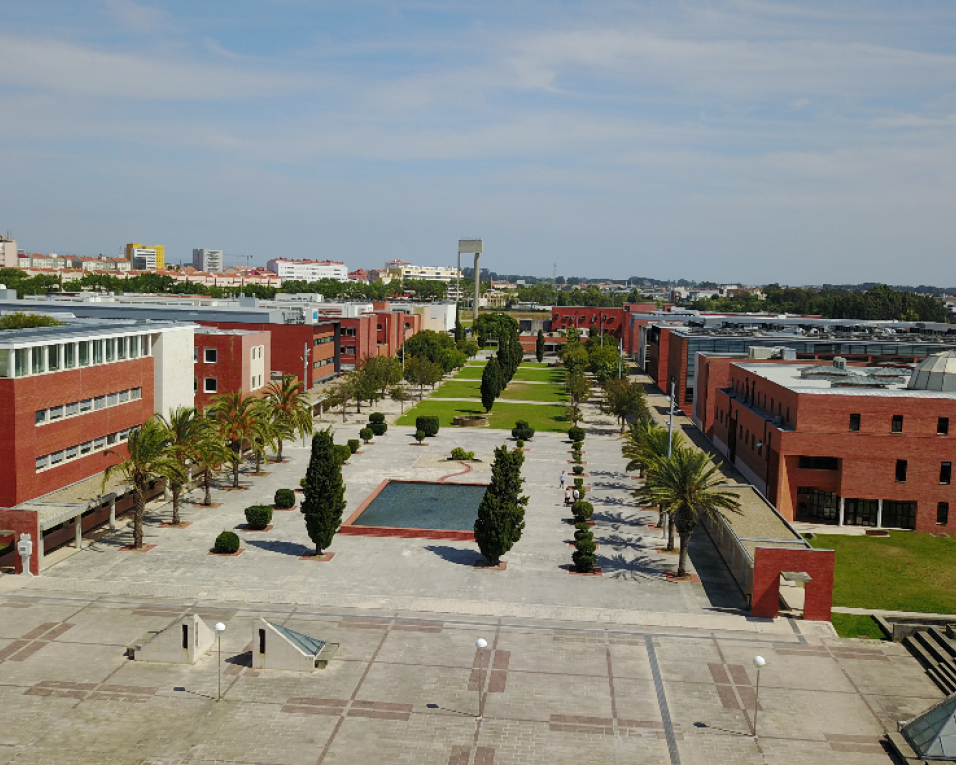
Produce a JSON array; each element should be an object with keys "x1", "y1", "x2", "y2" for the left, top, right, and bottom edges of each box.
[
  {"x1": 536, "y1": 329, "x2": 545, "y2": 362},
  {"x1": 474, "y1": 445, "x2": 528, "y2": 565},
  {"x1": 480, "y1": 360, "x2": 499, "y2": 412},
  {"x1": 301, "y1": 427, "x2": 346, "y2": 556}
]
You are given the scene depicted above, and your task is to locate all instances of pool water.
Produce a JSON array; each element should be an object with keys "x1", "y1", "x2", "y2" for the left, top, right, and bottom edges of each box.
[{"x1": 353, "y1": 481, "x2": 488, "y2": 531}]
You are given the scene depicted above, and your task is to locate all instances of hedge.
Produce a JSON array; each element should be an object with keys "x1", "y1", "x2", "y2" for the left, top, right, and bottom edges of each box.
[
  {"x1": 214, "y1": 530, "x2": 240, "y2": 554},
  {"x1": 244, "y1": 505, "x2": 273, "y2": 530},
  {"x1": 416, "y1": 416, "x2": 440, "y2": 437}
]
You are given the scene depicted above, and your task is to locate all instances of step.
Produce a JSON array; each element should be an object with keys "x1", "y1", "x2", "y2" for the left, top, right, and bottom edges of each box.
[
  {"x1": 913, "y1": 631, "x2": 952, "y2": 664},
  {"x1": 928, "y1": 627, "x2": 956, "y2": 658},
  {"x1": 935, "y1": 660, "x2": 956, "y2": 687},
  {"x1": 927, "y1": 665, "x2": 956, "y2": 695},
  {"x1": 903, "y1": 634, "x2": 939, "y2": 669}
]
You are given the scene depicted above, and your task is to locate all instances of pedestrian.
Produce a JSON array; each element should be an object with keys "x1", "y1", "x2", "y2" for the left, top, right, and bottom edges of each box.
[
  {"x1": 572, "y1": 487, "x2": 580, "y2": 503},
  {"x1": 564, "y1": 486, "x2": 572, "y2": 506},
  {"x1": 559, "y1": 471, "x2": 566, "y2": 489}
]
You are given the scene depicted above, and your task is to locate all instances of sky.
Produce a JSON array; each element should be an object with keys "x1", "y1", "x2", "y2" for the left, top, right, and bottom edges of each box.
[{"x1": 1, "y1": 0, "x2": 955, "y2": 285}]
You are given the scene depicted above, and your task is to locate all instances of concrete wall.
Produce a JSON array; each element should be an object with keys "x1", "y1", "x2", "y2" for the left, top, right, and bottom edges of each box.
[{"x1": 151, "y1": 325, "x2": 195, "y2": 418}]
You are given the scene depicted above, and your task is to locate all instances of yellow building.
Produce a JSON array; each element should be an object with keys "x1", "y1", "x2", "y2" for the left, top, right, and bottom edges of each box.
[{"x1": 125, "y1": 243, "x2": 165, "y2": 270}]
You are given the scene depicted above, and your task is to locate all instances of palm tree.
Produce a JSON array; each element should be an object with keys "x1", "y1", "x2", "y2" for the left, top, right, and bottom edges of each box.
[
  {"x1": 191, "y1": 418, "x2": 230, "y2": 506},
  {"x1": 249, "y1": 414, "x2": 281, "y2": 474},
  {"x1": 102, "y1": 418, "x2": 186, "y2": 549},
  {"x1": 263, "y1": 375, "x2": 314, "y2": 462},
  {"x1": 156, "y1": 406, "x2": 203, "y2": 526},
  {"x1": 635, "y1": 447, "x2": 741, "y2": 578},
  {"x1": 208, "y1": 391, "x2": 267, "y2": 488}
]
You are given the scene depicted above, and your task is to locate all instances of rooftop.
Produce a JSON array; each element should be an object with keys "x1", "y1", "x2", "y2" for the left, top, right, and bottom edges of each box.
[{"x1": 0, "y1": 319, "x2": 193, "y2": 346}]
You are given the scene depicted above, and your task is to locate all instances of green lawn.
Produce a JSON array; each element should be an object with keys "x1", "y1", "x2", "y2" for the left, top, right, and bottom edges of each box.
[
  {"x1": 432, "y1": 379, "x2": 481, "y2": 398},
  {"x1": 499, "y1": 382, "x2": 568, "y2": 403},
  {"x1": 809, "y1": 533, "x2": 956, "y2": 614},
  {"x1": 830, "y1": 613, "x2": 885, "y2": 640},
  {"x1": 512, "y1": 367, "x2": 566, "y2": 383},
  {"x1": 456, "y1": 365, "x2": 487, "y2": 380},
  {"x1": 396, "y1": 399, "x2": 568, "y2": 432}
]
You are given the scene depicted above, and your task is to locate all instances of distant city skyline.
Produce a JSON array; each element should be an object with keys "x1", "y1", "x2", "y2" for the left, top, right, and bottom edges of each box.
[{"x1": 1, "y1": 0, "x2": 954, "y2": 284}]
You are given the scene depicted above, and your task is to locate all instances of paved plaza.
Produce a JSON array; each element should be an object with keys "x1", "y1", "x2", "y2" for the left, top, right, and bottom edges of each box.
[{"x1": 0, "y1": 387, "x2": 943, "y2": 763}]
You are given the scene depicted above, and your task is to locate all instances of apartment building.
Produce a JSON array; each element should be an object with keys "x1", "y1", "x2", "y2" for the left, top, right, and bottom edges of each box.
[
  {"x1": 266, "y1": 258, "x2": 348, "y2": 282},
  {"x1": 192, "y1": 248, "x2": 224, "y2": 273},
  {"x1": 126, "y1": 243, "x2": 165, "y2": 270},
  {"x1": 193, "y1": 328, "x2": 271, "y2": 410}
]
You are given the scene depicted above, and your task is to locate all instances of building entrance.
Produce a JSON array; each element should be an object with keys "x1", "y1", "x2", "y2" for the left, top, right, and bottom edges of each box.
[
  {"x1": 798, "y1": 488, "x2": 839, "y2": 523},
  {"x1": 843, "y1": 498, "x2": 878, "y2": 527}
]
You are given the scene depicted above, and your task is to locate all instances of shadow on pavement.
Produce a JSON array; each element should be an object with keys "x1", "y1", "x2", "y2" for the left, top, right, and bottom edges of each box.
[
  {"x1": 244, "y1": 539, "x2": 314, "y2": 557},
  {"x1": 424, "y1": 545, "x2": 482, "y2": 566}
]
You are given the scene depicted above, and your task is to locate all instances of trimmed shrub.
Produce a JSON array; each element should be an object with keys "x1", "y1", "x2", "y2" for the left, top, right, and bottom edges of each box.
[
  {"x1": 573, "y1": 477, "x2": 585, "y2": 489},
  {"x1": 574, "y1": 521, "x2": 591, "y2": 533},
  {"x1": 347, "y1": 439, "x2": 360, "y2": 454},
  {"x1": 574, "y1": 527, "x2": 592, "y2": 543},
  {"x1": 369, "y1": 412, "x2": 386, "y2": 424},
  {"x1": 573, "y1": 527, "x2": 596, "y2": 573},
  {"x1": 299, "y1": 477, "x2": 307, "y2": 488},
  {"x1": 450, "y1": 447, "x2": 475, "y2": 460},
  {"x1": 370, "y1": 422, "x2": 388, "y2": 437},
  {"x1": 415, "y1": 430, "x2": 426, "y2": 444},
  {"x1": 416, "y1": 416, "x2": 440, "y2": 437},
  {"x1": 516, "y1": 439, "x2": 525, "y2": 448},
  {"x1": 214, "y1": 530, "x2": 240, "y2": 554},
  {"x1": 274, "y1": 489, "x2": 296, "y2": 509},
  {"x1": 572, "y1": 465, "x2": 584, "y2": 475},
  {"x1": 568, "y1": 426, "x2": 585, "y2": 443},
  {"x1": 511, "y1": 420, "x2": 535, "y2": 442},
  {"x1": 359, "y1": 427, "x2": 374, "y2": 444},
  {"x1": 572, "y1": 500, "x2": 594, "y2": 522},
  {"x1": 244, "y1": 505, "x2": 273, "y2": 530},
  {"x1": 334, "y1": 444, "x2": 352, "y2": 465}
]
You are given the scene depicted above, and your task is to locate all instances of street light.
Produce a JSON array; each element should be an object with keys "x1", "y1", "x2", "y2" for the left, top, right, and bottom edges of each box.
[
  {"x1": 215, "y1": 622, "x2": 226, "y2": 701},
  {"x1": 752, "y1": 655, "x2": 766, "y2": 737},
  {"x1": 475, "y1": 638, "x2": 488, "y2": 719}
]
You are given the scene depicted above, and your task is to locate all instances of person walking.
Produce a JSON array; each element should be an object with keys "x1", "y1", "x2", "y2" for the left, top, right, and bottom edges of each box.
[
  {"x1": 564, "y1": 486, "x2": 572, "y2": 506},
  {"x1": 572, "y1": 487, "x2": 581, "y2": 504},
  {"x1": 559, "y1": 471, "x2": 566, "y2": 489}
]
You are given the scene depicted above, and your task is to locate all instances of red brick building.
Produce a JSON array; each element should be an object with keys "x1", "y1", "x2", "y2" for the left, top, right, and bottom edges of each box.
[
  {"x1": 193, "y1": 328, "x2": 272, "y2": 410},
  {"x1": 705, "y1": 353, "x2": 956, "y2": 531}
]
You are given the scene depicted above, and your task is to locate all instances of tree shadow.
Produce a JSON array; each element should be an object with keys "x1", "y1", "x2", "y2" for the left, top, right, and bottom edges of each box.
[
  {"x1": 590, "y1": 481, "x2": 632, "y2": 491},
  {"x1": 423, "y1": 545, "x2": 481, "y2": 566},
  {"x1": 588, "y1": 470, "x2": 627, "y2": 479},
  {"x1": 595, "y1": 550, "x2": 673, "y2": 581},
  {"x1": 589, "y1": 496, "x2": 628, "y2": 509},
  {"x1": 244, "y1": 539, "x2": 314, "y2": 557}
]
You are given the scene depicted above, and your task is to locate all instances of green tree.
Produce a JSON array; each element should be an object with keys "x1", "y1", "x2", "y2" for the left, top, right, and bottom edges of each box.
[
  {"x1": 155, "y1": 406, "x2": 206, "y2": 525},
  {"x1": 390, "y1": 384, "x2": 411, "y2": 414},
  {"x1": 404, "y1": 355, "x2": 443, "y2": 399},
  {"x1": 535, "y1": 329, "x2": 545, "y2": 363},
  {"x1": 358, "y1": 355, "x2": 403, "y2": 399},
  {"x1": 474, "y1": 312, "x2": 519, "y2": 347},
  {"x1": 190, "y1": 414, "x2": 230, "y2": 506},
  {"x1": 474, "y1": 446, "x2": 528, "y2": 565},
  {"x1": 301, "y1": 428, "x2": 346, "y2": 556},
  {"x1": 208, "y1": 391, "x2": 270, "y2": 488},
  {"x1": 588, "y1": 344, "x2": 619, "y2": 382},
  {"x1": 601, "y1": 378, "x2": 648, "y2": 432},
  {"x1": 263, "y1": 375, "x2": 314, "y2": 462},
  {"x1": 622, "y1": 418, "x2": 687, "y2": 540},
  {"x1": 402, "y1": 330, "x2": 464, "y2": 373},
  {"x1": 102, "y1": 418, "x2": 186, "y2": 549},
  {"x1": 635, "y1": 447, "x2": 741, "y2": 578},
  {"x1": 561, "y1": 343, "x2": 589, "y2": 375},
  {"x1": 481, "y1": 358, "x2": 502, "y2": 412},
  {"x1": 0, "y1": 312, "x2": 63, "y2": 330}
]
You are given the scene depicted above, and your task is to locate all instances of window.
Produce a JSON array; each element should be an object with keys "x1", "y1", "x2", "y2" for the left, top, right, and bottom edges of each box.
[
  {"x1": 35, "y1": 410, "x2": 46, "y2": 425},
  {"x1": 94, "y1": 437, "x2": 105, "y2": 449},
  {"x1": 65, "y1": 446, "x2": 77, "y2": 459},
  {"x1": 117, "y1": 337, "x2": 127, "y2": 360},
  {"x1": 118, "y1": 390, "x2": 130, "y2": 403},
  {"x1": 942, "y1": 462, "x2": 952, "y2": 485},
  {"x1": 105, "y1": 339, "x2": 115, "y2": 362},
  {"x1": 939, "y1": 502, "x2": 950, "y2": 526},
  {"x1": 939, "y1": 417, "x2": 950, "y2": 435},
  {"x1": 892, "y1": 415, "x2": 903, "y2": 433},
  {"x1": 78, "y1": 342, "x2": 89, "y2": 367},
  {"x1": 15, "y1": 348, "x2": 28, "y2": 377},
  {"x1": 131, "y1": 388, "x2": 141, "y2": 400},
  {"x1": 80, "y1": 441, "x2": 92, "y2": 455},
  {"x1": 142, "y1": 336, "x2": 150, "y2": 356},
  {"x1": 93, "y1": 340, "x2": 104, "y2": 364},
  {"x1": 64, "y1": 344, "x2": 76, "y2": 369},
  {"x1": 49, "y1": 405, "x2": 64, "y2": 421},
  {"x1": 51, "y1": 450, "x2": 64, "y2": 465},
  {"x1": 66, "y1": 402, "x2": 78, "y2": 416},
  {"x1": 204, "y1": 377, "x2": 218, "y2": 393},
  {"x1": 47, "y1": 345, "x2": 59, "y2": 371},
  {"x1": 35, "y1": 456, "x2": 48, "y2": 471},
  {"x1": 107, "y1": 393, "x2": 118, "y2": 407},
  {"x1": 204, "y1": 348, "x2": 217, "y2": 363},
  {"x1": 883, "y1": 500, "x2": 917, "y2": 530},
  {"x1": 128, "y1": 336, "x2": 139, "y2": 359},
  {"x1": 80, "y1": 399, "x2": 92, "y2": 412},
  {"x1": 31, "y1": 347, "x2": 44, "y2": 374},
  {"x1": 896, "y1": 459, "x2": 908, "y2": 482},
  {"x1": 194, "y1": 377, "x2": 198, "y2": 393},
  {"x1": 194, "y1": 347, "x2": 198, "y2": 363},
  {"x1": 849, "y1": 413, "x2": 860, "y2": 431},
  {"x1": 798, "y1": 456, "x2": 839, "y2": 470},
  {"x1": 94, "y1": 396, "x2": 106, "y2": 410},
  {"x1": 107, "y1": 433, "x2": 117, "y2": 445}
]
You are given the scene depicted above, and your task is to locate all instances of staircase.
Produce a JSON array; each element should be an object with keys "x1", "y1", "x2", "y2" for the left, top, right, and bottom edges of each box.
[{"x1": 902, "y1": 627, "x2": 956, "y2": 693}]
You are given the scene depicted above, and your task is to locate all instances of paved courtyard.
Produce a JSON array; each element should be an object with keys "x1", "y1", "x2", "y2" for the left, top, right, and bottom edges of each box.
[{"x1": 0, "y1": 387, "x2": 943, "y2": 763}]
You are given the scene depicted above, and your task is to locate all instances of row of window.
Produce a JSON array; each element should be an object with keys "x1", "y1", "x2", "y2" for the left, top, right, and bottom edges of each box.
[
  {"x1": 36, "y1": 428, "x2": 135, "y2": 472},
  {"x1": 797, "y1": 455, "x2": 953, "y2": 485},
  {"x1": 194, "y1": 376, "x2": 267, "y2": 394},
  {"x1": 194, "y1": 346, "x2": 265, "y2": 364},
  {"x1": 35, "y1": 388, "x2": 142, "y2": 425},
  {"x1": 850, "y1": 413, "x2": 949, "y2": 435},
  {"x1": 313, "y1": 336, "x2": 334, "y2": 346},
  {"x1": 313, "y1": 358, "x2": 333, "y2": 369},
  {"x1": 0, "y1": 335, "x2": 151, "y2": 379}
]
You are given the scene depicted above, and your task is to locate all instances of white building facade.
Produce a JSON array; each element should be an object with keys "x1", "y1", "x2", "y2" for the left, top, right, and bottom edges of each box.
[
  {"x1": 192, "y1": 249, "x2": 224, "y2": 273},
  {"x1": 266, "y1": 259, "x2": 348, "y2": 282}
]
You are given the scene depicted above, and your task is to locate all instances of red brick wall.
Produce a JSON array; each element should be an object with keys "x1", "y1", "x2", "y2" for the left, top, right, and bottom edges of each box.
[
  {"x1": 194, "y1": 331, "x2": 270, "y2": 410},
  {"x1": 752, "y1": 546, "x2": 834, "y2": 621},
  {"x1": 0, "y1": 357, "x2": 154, "y2": 507},
  {"x1": 644, "y1": 326, "x2": 673, "y2": 389},
  {"x1": 550, "y1": 308, "x2": 625, "y2": 339}
]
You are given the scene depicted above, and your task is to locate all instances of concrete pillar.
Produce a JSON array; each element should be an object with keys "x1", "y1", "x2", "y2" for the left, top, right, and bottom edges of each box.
[
  {"x1": 473, "y1": 253, "x2": 480, "y2": 323},
  {"x1": 109, "y1": 497, "x2": 116, "y2": 531},
  {"x1": 876, "y1": 499, "x2": 883, "y2": 529},
  {"x1": 74, "y1": 515, "x2": 83, "y2": 548},
  {"x1": 838, "y1": 497, "x2": 845, "y2": 526}
]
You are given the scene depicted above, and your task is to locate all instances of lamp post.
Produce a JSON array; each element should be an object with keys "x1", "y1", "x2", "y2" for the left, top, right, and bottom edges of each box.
[
  {"x1": 475, "y1": 638, "x2": 488, "y2": 719},
  {"x1": 667, "y1": 381, "x2": 676, "y2": 457},
  {"x1": 752, "y1": 655, "x2": 766, "y2": 737},
  {"x1": 302, "y1": 342, "x2": 309, "y2": 446},
  {"x1": 215, "y1": 622, "x2": 226, "y2": 701}
]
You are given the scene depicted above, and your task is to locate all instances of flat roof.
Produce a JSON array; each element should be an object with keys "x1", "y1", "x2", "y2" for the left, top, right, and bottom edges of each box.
[
  {"x1": 0, "y1": 319, "x2": 194, "y2": 347},
  {"x1": 733, "y1": 362, "x2": 956, "y2": 398}
]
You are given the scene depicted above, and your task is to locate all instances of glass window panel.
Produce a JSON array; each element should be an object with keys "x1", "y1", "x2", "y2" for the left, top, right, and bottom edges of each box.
[
  {"x1": 107, "y1": 393, "x2": 118, "y2": 407},
  {"x1": 0, "y1": 349, "x2": 9, "y2": 378},
  {"x1": 49, "y1": 405, "x2": 63, "y2": 420},
  {"x1": 32, "y1": 347, "x2": 44, "y2": 374},
  {"x1": 119, "y1": 389, "x2": 130, "y2": 403},
  {"x1": 117, "y1": 337, "x2": 127, "y2": 360},
  {"x1": 47, "y1": 345, "x2": 59, "y2": 371},
  {"x1": 107, "y1": 433, "x2": 117, "y2": 445},
  {"x1": 94, "y1": 437, "x2": 106, "y2": 449},
  {"x1": 94, "y1": 396, "x2": 106, "y2": 410},
  {"x1": 105, "y1": 339, "x2": 115, "y2": 362},
  {"x1": 35, "y1": 456, "x2": 48, "y2": 471},
  {"x1": 35, "y1": 410, "x2": 46, "y2": 424},
  {"x1": 78, "y1": 341, "x2": 89, "y2": 366},
  {"x1": 80, "y1": 441, "x2": 92, "y2": 454},
  {"x1": 15, "y1": 348, "x2": 28, "y2": 376},
  {"x1": 80, "y1": 399, "x2": 92, "y2": 412},
  {"x1": 65, "y1": 446, "x2": 77, "y2": 459},
  {"x1": 51, "y1": 450, "x2": 64, "y2": 464},
  {"x1": 93, "y1": 340, "x2": 104, "y2": 364},
  {"x1": 65, "y1": 402, "x2": 78, "y2": 416},
  {"x1": 131, "y1": 388, "x2": 141, "y2": 400},
  {"x1": 64, "y1": 344, "x2": 76, "y2": 369}
]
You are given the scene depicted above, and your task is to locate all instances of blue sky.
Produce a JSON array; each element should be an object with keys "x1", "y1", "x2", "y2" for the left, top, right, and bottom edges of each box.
[{"x1": 1, "y1": 0, "x2": 955, "y2": 284}]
